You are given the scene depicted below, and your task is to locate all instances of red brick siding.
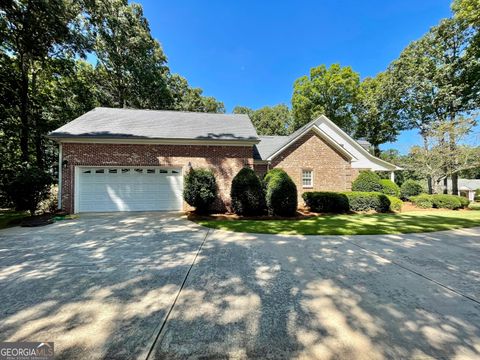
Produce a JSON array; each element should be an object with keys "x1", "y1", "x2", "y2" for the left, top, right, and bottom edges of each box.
[
  {"x1": 253, "y1": 163, "x2": 269, "y2": 178},
  {"x1": 61, "y1": 142, "x2": 253, "y2": 213},
  {"x1": 270, "y1": 131, "x2": 353, "y2": 205}
]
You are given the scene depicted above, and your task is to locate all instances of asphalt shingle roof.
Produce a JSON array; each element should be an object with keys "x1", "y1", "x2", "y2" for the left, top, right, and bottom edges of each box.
[{"x1": 49, "y1": 107, "x2": 259, "y2": 141}]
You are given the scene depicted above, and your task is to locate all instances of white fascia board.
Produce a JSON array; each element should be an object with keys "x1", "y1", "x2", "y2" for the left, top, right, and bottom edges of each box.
[
  {"x1": 266, "y1": 125, "x2": 357, "y2": 161},
  {"x1": 315, "y1": 115, "x2": 400, "y2": 171}
]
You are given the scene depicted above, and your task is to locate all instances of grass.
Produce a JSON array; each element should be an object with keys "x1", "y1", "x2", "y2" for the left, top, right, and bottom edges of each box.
[
  {"x1": 197, "y1": 210, "x2": 480, "y2": 235},
  {"x1": 0, "y1": 210, "x2": 30, "y2": 229}
]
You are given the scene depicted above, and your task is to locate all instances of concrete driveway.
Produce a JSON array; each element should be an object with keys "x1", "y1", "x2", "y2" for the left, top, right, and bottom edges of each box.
[{"x1": 1, "y1": 214, "x2": 479, "y2": 359}]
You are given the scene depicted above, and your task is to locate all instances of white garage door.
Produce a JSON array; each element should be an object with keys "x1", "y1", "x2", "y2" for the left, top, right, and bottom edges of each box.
[{"x1": 75, "y1": 167, "x2": 183, "y2": 213}]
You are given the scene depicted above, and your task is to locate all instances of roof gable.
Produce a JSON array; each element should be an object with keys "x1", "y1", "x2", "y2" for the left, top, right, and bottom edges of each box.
[{"x1": 254, "y1": 115, "x2": 399, "y2": 171}]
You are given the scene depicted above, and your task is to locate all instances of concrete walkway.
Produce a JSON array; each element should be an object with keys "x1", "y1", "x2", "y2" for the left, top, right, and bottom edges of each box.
[{"x1": 1, "y1": 214, "x2": 479, "y2": 359}]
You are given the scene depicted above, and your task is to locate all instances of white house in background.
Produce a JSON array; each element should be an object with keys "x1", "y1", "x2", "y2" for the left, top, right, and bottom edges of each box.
[{"x1": 447, "y1": 178, "x2": 480, "y2": 202}]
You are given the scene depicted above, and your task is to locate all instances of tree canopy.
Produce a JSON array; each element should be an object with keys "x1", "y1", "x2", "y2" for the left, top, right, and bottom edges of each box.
[
  {"x1": 233, "y1": 104, "x2": 292, "y2": 135},
  {"x1": 291, "y1": 63, "x2": 360, "y2": 133}
]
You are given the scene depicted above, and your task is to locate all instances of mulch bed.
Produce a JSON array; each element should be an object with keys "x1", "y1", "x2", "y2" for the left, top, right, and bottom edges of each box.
[
  {"x1": 20, "y1": 213, "x2": 55, "y2": 227},
  {"x1": 19, "y1": 210, "x2": 73, "y2": 227}
]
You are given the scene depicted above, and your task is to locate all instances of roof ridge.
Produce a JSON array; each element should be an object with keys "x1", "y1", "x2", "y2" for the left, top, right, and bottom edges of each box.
[{"x1": 94, "y1": 107, "x2": 248, "y2": 117}]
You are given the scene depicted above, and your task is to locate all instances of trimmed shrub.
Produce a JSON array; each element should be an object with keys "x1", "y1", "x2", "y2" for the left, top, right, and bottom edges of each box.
[
  {"x1": 38, "y1": 185, "x2": 58, "y2": 214},
  {"x1": 475, "y1": 189, "x2": 480, "y2": 201},
  {"x1": 302, "y1": 192, "x2": 349, "y2": 213},
  {"x1": 352, "y1": 170, "x2": 383, "y2": 192},
  {"x1": 230, "y1": 167, "x2": 265, "y2": 215},
  {"x1": 379, "y1": 179, "x2": 400, "y2": 197},
  {"x1": 264, "y1": 169, "x2": 297, "y2": 216},
  {"x1": 183, "y1": 168, "x2": 217, "y2": 214},
  {"x1": 458, "y1": 196, "x2": 470, "y2": 208},
  {"x1": 387, "y1": 195, "x2": 403, "y2": 212},
  {"x1": 400, "y1": 180, "x2": 423, "y2": 200},
  {"x1": 343, "y1": 191, "x2": 391, "y2": 213},
  {"x1": 468, "y1": 202, "x2": 480, "y2": 210},
  {"x1": 3, "y1": 165, "x2": 53, "y2": 215},
  {"x1": 410, "y1": 194, "x2": 433, "y2": 208},
  {"x1": 431, "y1": 194, "x2": 463, "y2": 210}
]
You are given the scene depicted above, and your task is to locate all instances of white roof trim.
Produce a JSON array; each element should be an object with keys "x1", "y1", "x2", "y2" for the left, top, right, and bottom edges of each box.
[
  {"x1": 266, "y1": 125, "x2": 356, "y2": 161},
  {"x1": 315, "y1": 115, "x2": 400, "y2": 171}
]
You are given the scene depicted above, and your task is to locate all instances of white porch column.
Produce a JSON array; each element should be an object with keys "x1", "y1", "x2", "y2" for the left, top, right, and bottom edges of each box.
[{"x1": 390, "y1": 171, "x2": 395, "y2": 182}]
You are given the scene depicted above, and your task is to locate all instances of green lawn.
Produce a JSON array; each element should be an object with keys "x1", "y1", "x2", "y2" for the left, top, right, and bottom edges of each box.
[
  {"x1": 0, "y1": 210, "x2": 29, "y2": 230},
  {"x1": 197, "y1": 210, "x2": 480, "y2": 235}
]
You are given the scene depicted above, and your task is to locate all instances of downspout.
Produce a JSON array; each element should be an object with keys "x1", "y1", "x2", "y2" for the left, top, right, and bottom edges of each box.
[{"x1": 58, "y1": 143, "x2": 62, "y2": 210}]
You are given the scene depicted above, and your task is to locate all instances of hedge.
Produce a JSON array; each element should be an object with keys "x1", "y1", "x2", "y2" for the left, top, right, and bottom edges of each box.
[
  {"x1": 302, "y1": 192, "x2": 349, "y2": 213},
  {"x1": 343, "y1": 191, "x2": 391, "y2": 213},
  {"x1": 431, "y1": 194, "x2": 463, "y2": 210},
  {"x1": 302, "y1": 191, "x2": 400, "y2": 213},
  {"x1": 410, "y1": 194, "x2": 468, "y2": 210},
  {"x1": 386, "y1": 195, "x2": 403, "y2": 212},
  {"x1": 264, "y1": 169, "x2": 297, "y2": 216},
  {"x1": 183, "y1": 168, "x2": 217, "y2": 214},
  {"x1": 352, "y1": 171, "x2": 383, "y2": 192},
  {"x1": 468, "y1": 202, "x2": 480, "y2": 210},
  {"x1": 230, "y1": 167, "x2": 265, "y2": 215},
  {"x1": 400, "y1": 180, "x2": 423, "y2": 200},
  {"x1": 410, "y1": 194, "x2": 434, "y2": 208},
  {"x1": 379, "y1": 179, "x2": 400, "y2": 197}
]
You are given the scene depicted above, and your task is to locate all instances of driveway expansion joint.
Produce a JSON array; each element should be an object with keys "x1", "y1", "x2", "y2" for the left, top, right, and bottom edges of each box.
[{"x1": 144, "y1": 228, "x2": 211, "y2": 360}]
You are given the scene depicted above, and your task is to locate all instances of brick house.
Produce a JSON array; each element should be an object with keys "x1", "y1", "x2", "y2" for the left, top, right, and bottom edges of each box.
[{"x1": 48, "y1": 107, "x2": 398, "y2": 213}]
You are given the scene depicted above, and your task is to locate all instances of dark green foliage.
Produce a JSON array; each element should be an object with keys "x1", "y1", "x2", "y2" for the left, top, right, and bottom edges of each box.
[
  {"x1": 343, "y1": 191, "x2": 391, "y2": 213},
  {"x1": 431, "y1": 194, "x2": 463, "y2": 210},
  {"x1": 183, "y1": 168, "x2": 217, "y2": 214},
  {"x1": 387, "y1": 195, "x2": 403, "y2": 212},
  {"x1": 230, "y1": 168, "x2": 265, "y2": 215},
  {"x1": 264, "y1": 169, "x2": 297, "y2": 216},
  {"x1": 3, "y1": 165, "x2": 54, "y2": 215},
  {"x1": 303, "y1": 191, "x2": 399, "y2": 213},
  {"x1": 352, "y1": 171, "x2": 383, "y2": 192},
  {"x1": 410, "y1": 194, "x2": 468, "y2": 209},
  {"x1": 410, "y1": 194, "x2": 434, "y2": 208},
  {"x1": 379, "y1": 179, "x2": 400, "y2": 197},
  {"x1": 400, "y1": 180, "x2": 424, "y2": 200},
  {"x1": 302, "y1": 192, "x2": 349, "y2": 213}
]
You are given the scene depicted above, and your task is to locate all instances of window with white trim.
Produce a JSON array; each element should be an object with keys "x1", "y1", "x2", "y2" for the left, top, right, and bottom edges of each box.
[{"x1": 302, "y1": 170, "x2": 313, "y2": 188}]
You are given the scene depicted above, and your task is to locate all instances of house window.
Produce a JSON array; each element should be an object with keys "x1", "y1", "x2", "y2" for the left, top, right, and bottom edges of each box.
[{"x1": 302, "y1": 170, "x2": 313, "y2": 188}]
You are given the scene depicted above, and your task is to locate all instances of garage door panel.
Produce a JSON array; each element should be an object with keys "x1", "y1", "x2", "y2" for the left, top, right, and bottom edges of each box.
[{"x1": 76, "y1": 167, "x2": 183, "y2": 213}]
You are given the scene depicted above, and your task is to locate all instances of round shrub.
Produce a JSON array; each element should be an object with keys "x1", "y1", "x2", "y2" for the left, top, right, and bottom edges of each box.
[
  {"x1": 431, "y1": 194, "x2": 463, "y2": 210},
  {"x1": 302, "y1": 192, "x2": 349, "y2": 213},
  {"x1": 400, "y1": 180, "x2": 423, "y2": 200},
  {"x1": 183, "y1": 168, "x2": 217, "y2": 214},
  {"x1": 352, "y1": 171, "x2": 382, "y2": 192},
  {"x1": 3, "y1": 165, "x2": 54, "y2": 215},
  {"x1": 410, "y1": 194, "x2": 433, "y2": 208},
  {"x1": 230, "y1": 167, "x2": 265, "y2": 215},
  {"x1": 379, "y1": 179, "x2": 400, "y2": 197},
  {"x1": 468, "y1": 202, "x2": 480, "y2": 210},
  {"x1": 264, "y1": 169, "x2": 297, "y2": 216},
  {"x1": 343, "y1": 191, "x2": 391, "y2": 213},
  {"x1": 387, "y1": 195, "x2": 403, "y2": 212}
]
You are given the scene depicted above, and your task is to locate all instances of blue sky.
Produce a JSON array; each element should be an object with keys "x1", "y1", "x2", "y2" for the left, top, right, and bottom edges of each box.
[{"x1": 138, "y1": 0, "x2": 453, "y2": 153}]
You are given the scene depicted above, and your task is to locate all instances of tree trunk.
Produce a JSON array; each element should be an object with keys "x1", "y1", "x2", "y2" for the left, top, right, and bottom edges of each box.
[
  {"x1": 19, "y1": 60, "x2": 30, "y2": 163},
  {"x1": 373, "y1": 144, "x2": 380, "y2": 157},
  {"x1": 422, "y1": 134, "x2": 433, "y2": 194},
  {"x1": 451, "y1": 172, "x2": 459, "y2": 195},
  {"x1": 443, "y1": 177, "x2": 448, "y2": 194}
]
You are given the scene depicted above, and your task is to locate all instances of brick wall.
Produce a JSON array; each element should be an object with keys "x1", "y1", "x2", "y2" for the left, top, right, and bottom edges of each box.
[
  {"x1": 269, "y1": 131, "x2": 353, "y2": 205},
  {"x1": 61, "y1": 142, "x2": 253, "y2": 213}
]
